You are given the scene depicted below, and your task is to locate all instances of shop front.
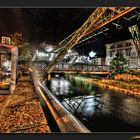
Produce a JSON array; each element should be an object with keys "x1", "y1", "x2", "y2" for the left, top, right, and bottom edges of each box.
[{"x1": 0, "y1": 43, "x2": 18, "y2": 94}]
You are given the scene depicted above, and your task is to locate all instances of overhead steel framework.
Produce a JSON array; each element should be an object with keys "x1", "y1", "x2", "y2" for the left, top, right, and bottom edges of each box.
[
  {"x1": 56, "y1": 7, "x2": 136, "y2": 52},
  {"x1": 77, "y1": 7, "x2": 139, "y2": 47},
  {"x1": 129, "y1": 24, "x2": 140, "y2": 58},
  {"x1": 42, "y1": 7, "x2": 136, "y2": 80}
]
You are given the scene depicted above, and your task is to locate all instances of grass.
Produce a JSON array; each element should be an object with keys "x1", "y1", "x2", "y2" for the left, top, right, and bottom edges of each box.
[
  {"x1": 68, "y1": 75, "x2": 140, "y2": 93},
  {"x1": 100, "y1": 79, "x2": 140, "y2": 92}
]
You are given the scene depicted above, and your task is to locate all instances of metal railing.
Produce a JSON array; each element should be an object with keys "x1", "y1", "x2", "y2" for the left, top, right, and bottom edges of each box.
[
  {"x1": 29, "y1": 61, "x2": 110, "y2": 73},
  {"x1": 31, "y1": 69, "x2": 91, "y2": 133},
  {"x1": 54, "y1": 63, "x2": 110, "y2": 72}
]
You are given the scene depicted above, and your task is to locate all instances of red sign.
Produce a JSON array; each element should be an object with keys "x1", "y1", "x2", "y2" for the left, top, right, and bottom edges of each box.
[{"x1": 1, "y1": 36, "x2": 11, "y2": 45}]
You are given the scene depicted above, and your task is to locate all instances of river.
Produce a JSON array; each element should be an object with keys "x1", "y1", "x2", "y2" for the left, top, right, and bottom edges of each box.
[{"x1": 48, "y1": 75, "x2": 140, "y2": 132}]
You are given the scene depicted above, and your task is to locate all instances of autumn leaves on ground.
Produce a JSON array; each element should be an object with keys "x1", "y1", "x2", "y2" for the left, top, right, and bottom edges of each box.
[{"x1": 0, "y1": 76, "x2": 51, "y2": 133}]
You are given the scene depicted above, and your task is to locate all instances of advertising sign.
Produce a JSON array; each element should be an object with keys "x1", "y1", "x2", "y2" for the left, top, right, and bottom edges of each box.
[{"x1": 1, "y1": 36, "x2": 11, "y2": 45}]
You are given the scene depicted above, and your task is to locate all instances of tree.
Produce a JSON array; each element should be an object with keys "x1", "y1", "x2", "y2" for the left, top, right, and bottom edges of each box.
[
  {"x1": 109, "y1": 52, "x2": 128, "y2": 75},
  {"x1": 18, "y1": 43, "x2": 33, "y2": 62},
  {"x1": 10, "y1": 33, "x2": 32, "y2": 62},
  {"x1": 10, "y1": 32, "x2": 24, "y2": 46}
]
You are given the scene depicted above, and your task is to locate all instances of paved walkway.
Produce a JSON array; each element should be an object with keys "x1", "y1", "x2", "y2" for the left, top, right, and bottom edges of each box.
[
  {"x1": 0, "y1": 95, "x2": 10, "y2": 114},
  {"x1": 0, "y1": 76, "x2": 51, "y2": 133}
]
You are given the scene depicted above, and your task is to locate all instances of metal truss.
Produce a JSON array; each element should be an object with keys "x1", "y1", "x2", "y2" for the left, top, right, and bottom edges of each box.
[
  {"x1": 129, "y1": 24, "x2": 140, "y2": 58},
  {"x1": 55, "y1": 7, "x2": 136, "y2": 52},
  {"x1": 42, "y1": 7, "x2": 107, "y2": 79},
  {"x1": 85, "y1": 7, "x2": 136, "y2": 36},
  {"x1": 42, "y1": 7, "x2": 136, "y2": 80},
  {"x1": 76, "y1": 8, "x2": 138, "y2": 46}
]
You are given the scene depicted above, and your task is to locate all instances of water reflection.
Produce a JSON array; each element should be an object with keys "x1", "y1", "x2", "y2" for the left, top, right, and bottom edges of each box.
[
  {"x1": 49, "y1": 76, "x2": 140, "y2": 132},
  {"x1": 50, "y1": 77, "x2": 70, "y2": 96},
  {"x1": 62, "y1": 95, "x2": 102, "y2": 119}
]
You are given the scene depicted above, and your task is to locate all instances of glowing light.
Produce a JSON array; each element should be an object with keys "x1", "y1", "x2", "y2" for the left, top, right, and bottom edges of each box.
[
  {"x1": 2, "y1": 60, "x2": 11, "y2": 71},
  {"x1": 45, "y1": 47, "x2": 53, "y2": 52},
  {"x1": 68, "y1": 49, "x2": 72, "y2": 53},
  {"x1": 29, "y1": 68, "x2": 32, "y2": 71},
  {"x1": 55, "y1": 74, "x2": 59, "y2": 77},
  {"x1": 89, "y1": 51, "x2": 96, "y2": 57}
]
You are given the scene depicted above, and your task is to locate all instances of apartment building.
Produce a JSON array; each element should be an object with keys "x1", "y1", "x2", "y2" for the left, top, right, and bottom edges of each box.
[
  {"x1": 105, "y1": 39, "x2": 140, "y2": 67},
  {"x1": 91, "y1": 57, "x2": 106, "y2": 65}
]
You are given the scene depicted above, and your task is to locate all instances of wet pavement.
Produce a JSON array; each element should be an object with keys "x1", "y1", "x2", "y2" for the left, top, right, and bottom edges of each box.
[{"x1": 0, "y1": 76, "x2": 51, "y2": 133}]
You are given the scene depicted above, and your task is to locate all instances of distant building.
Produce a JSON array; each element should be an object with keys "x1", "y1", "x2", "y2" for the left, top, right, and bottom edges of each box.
[
  {"x1": 105, "y1": 39, "x2": 140, "y2": 68},
  {"x1": 74, "y1": 55, "x2": 89, "y2": 64},
  {"x1": 91, "y1": 57, "x2": 106, "y2": 65},
  {"x1": 36, "y1": 43, "x2": 57, "y2": 62}
]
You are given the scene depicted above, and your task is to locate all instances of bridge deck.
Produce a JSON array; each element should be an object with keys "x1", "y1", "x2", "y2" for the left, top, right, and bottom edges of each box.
[
  {"x1": 52, "y1": 70, "x2": 110, "y2": 75},
  {"x1": 0, "y1": 75, "x2": 51, "y2": 133}
]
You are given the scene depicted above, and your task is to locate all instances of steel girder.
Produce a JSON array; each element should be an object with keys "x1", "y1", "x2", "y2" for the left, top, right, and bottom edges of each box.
[
  {"x1": 129, "y1": 25, "x2": 140, "y2": 58},
  {"x1": 57, "y1": 7, "x2": 136, "y2": 51},
  {"x1": 42, "y1": 7, "x2": 136, "y2": 79},
  {"x1": 42, "y1": 8, "x2": 107, "y2": 79}
]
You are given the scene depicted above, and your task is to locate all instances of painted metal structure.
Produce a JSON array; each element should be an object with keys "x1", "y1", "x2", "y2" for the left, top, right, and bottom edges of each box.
[
  {"x1": 42, "y1": 7, "x2": 136, "y2": 80},
  {"x1": 129, "y1": 25, "x2": 140, "y2": 58}
]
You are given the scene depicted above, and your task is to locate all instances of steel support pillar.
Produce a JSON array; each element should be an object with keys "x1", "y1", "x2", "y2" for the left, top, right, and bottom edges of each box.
[
  {"x1": 129, "y1": 24, "x2": 140, "y2": 58},
  {"x1": 10, "y1": 47, "x2": 18, "y2": 93}
]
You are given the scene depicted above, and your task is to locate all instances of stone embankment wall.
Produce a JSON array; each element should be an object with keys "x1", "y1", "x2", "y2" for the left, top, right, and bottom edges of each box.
[
  {"x1": 71, "y1": 76, "x2": 140, "y2": 98},
  {"x1": 114, "y1": 74, "x2": 140, "y2": 82}
]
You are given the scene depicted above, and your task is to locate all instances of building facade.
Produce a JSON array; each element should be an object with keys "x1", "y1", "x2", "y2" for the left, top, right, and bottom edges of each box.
[
  {"x1": 105, "y1": 39, "x2": 140, "y2": 68},
  {"x1": 91, "y1": 57, "x2": 106, "y2": 65}
]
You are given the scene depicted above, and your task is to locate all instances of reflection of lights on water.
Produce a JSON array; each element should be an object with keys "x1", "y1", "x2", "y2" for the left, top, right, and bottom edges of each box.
[
  {"x1": 60, "y1": 78, "x2": 69, "y2": 87},
  {"x1": 62, "y1": 96, "x2": 100, "y2": 117},
  {"x1": 55, "y1": 74, "x2": 59, "y2": 78},
  {"x1": 121, "y1": 97, "x2": 140, "y2": 114},
  {"x1": 116, "y1": 96, "x2": 140, "y2": 126},
  {"x1": 50, "y1": 78, "x2": 70, "y2": 95}
]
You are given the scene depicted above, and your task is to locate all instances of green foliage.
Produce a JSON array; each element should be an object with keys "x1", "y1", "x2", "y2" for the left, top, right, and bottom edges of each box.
[
  {"x1": 18, "y1": 43, "x2": 33, "y2": 61},
  {"x1": 67, "y1": 90, "x2": 74, "y2": 98},
  {"x1": 109, "y1": 52, "x2": 128, "y2": 75},
  {"x1": 86, "y1": 84, "x2": 93, "y2": 91}
]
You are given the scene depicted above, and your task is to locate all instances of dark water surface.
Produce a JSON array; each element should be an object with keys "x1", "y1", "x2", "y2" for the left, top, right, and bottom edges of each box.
[{"x1": 49, "y1": 76, "x2": 140, "y2": 132}]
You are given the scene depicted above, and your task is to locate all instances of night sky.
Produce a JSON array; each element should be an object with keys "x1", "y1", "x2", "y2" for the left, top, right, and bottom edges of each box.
[
  {"x1": 0, "y1": 8, "x2": 93, "y2": 44},
  {"x1": 76, "y1": 28, "x2": 133, "y2": 57},
  {"x1": 0, "y1": 8, "x2": 137, "y2": 57}
]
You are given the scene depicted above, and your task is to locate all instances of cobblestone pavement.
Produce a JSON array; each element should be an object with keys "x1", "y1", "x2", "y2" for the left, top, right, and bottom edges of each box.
[{"x1": 0, "y1": 76, "x2": 51, "y2": 133}]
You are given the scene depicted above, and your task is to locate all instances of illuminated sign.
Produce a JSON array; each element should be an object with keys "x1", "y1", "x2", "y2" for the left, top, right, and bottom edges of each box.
[{"x1": 1, "y1": 36, "x2": 11, "y2": 45}]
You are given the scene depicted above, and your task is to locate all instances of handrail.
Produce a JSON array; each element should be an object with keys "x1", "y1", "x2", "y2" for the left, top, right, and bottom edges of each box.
[{"x1": 31, "y1": 69, "x2": 91, "y2": 133}]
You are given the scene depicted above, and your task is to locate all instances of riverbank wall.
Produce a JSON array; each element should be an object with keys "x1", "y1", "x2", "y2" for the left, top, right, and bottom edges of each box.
[{"x1": 69, "y1": 76, "x2": 140, "y2": 98}]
